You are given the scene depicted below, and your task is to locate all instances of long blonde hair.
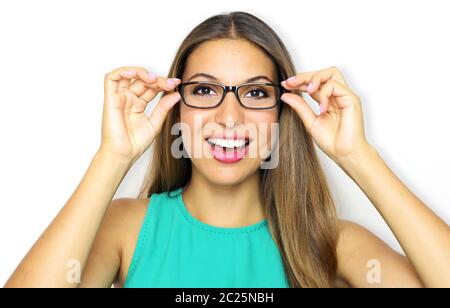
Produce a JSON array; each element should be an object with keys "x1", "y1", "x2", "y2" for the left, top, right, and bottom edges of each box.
[{"x1": 138, "y1": 11, "x2": 338, "y2": 288}]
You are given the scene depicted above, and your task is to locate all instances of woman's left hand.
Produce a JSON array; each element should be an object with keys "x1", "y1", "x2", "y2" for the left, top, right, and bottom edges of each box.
[{"x1": 280, "y1": 66, "x2": 371, "y2": 164}]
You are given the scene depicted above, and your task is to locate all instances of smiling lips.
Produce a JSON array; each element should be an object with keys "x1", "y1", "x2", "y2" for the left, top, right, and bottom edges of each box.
[{"x1": 205, "y1": 136, "x2": 251, "y2": 163}]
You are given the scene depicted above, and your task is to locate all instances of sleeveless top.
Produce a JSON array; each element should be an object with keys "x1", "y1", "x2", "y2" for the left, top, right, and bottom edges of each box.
[{"x1": 124, "y1": 187, "x2": 289, "y2": 288}]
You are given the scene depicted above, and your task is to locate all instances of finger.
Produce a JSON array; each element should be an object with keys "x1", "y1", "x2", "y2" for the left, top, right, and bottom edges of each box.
[
  {"x1": 281, "y1": 71, "x2": 315, "y2": 91},
  {"x1": 104, "y1": 66, "x2": 157, "y2": 97},
  {"x1": 307, "y1": 66, "x2": 348, "y2": 95},
  {"x1": 317, "y1": 79, "x2": 357, "y2": 113},
  {"x1": 139, "y1": 77, "x2": 181, "y2": 102},
  {"x1": 281, "y1": 82, "x2": 310, "y2": 93},
  {"x1": 135, "y1": 69, "x2": 158, "y2": 84},
  {"x1": 129, "y1": 79, "x2": 152, "y2": 97},
  {"x1": 151, "y1": 77, "x2": 182, "y2": 91},
  {"x1": 131, "y1": 96, "x2": 147, "y2": 113},
  {"x1": 281, "y1": 66, "x2": 348, "y2": 93},
  {"x1": 118, "y1": 66, "x2": 158, "y2": 84},
  {"x1": 147, "y1": 91, "x2": 181, "y2": 135},
  {"x1": 118, "y1": 68, "x2": 157, "y2": 92},
  {"x1": 130, "y1": 72, "x2": 181, "y2": 98},
  {"x1": 280, "y1": 92, "x2": 317, "y2": 134}
]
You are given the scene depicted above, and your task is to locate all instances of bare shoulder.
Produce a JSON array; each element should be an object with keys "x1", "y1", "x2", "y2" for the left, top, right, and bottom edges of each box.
[
  {"x1": 109, "y1": 197, "x2": 150, "y2": 284},
  {"x1": 81, "y1": 196, "x2": 150, "y2": 287},
  {"x1": 335, "y1": 219, "x2": 423, "y2": 287},
  {"x1": 103, "y1": 197, "x2": 150, "y2": 244},
  {"x1": 336, "y1": 220, "x2": 386, "y2": 269},
  {"x1": 108, "y1": 197, "x2": 150, "y2": 226},
  {"x1": 337, "y1": 219, "x2": 376, "y2": 249}
]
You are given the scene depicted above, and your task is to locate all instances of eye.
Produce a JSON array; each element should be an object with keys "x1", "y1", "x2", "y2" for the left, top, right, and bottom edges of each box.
[
  {"x1": 192, "y1": 86, "x2": 217, "y2": 96},
  {"x1": 244, "y1": 88, "x2": 268, "y2": 99}
]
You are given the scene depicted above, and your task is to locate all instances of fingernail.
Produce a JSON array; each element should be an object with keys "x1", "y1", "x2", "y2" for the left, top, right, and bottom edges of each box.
[
  {"x1": 167, "y1": 78, "x2": 181, "y2": 86},
  {"x1": 280, "y1": 94, "x2": 289, "y2": 103},
  {"x1": 319, "y1": 104, "x2": 323, "y2": 114},
  {"x1": 147, "y1": 72, "x2": 157, "y2": 80},
  {"x1": 307, "y1": 82, "x2": 314, "y2": 92},
  {"x1": 286, "y1": 76, "x2": 296, "y2": 83}
]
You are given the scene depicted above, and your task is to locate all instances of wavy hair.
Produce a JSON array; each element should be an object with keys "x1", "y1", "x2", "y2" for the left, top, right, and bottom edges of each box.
[{"x1": 138, "y1": 11, "x2": 338, "y2": 288}]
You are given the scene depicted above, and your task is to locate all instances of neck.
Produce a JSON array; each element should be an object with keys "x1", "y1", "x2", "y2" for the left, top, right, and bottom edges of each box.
[{"x1": 182, "y1": 168, "x2": 265, "y2": 228}]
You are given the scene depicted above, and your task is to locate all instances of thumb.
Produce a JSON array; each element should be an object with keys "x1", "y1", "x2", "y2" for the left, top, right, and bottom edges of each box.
[
  {"x1": 281, "y1": 93, "x2": 317, "y2": 133},
  {"x1": 147, "y1": 91, "x2": 181, "y2": 136}
]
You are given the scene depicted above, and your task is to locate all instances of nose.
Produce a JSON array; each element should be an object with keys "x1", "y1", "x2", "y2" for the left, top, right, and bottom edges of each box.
[{"x1": 214, "y1": 90, "x2": 245, "y2": 128}]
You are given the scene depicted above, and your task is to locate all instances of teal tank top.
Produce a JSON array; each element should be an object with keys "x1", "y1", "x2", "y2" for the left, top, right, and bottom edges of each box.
[{"x1": 124, "y1": 187, "x2": 290, "y2": 288}]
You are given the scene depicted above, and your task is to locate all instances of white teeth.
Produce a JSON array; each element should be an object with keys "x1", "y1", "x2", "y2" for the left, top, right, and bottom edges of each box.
[{"x1": 207, "y1": 138, "x2": 247, "y2": 148}]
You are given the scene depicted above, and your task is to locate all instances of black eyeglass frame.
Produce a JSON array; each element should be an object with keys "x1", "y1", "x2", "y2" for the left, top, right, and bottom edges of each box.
[{"x1": 175, "y1": 81, "x2": 286, "y2": 110}]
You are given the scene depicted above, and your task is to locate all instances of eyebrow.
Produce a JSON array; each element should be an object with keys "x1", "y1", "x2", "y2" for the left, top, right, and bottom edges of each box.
[{"x1": 186, "y1": 72, "x2": 275, "y2": 84}]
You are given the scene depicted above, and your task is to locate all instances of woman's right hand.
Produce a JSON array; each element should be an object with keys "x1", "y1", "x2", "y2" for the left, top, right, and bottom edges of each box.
[{"x1": 99, "y1": 66, "x2": 181, "y2": 164}]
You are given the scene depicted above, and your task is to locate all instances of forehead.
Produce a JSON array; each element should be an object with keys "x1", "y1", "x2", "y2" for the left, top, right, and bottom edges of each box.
[{"x1": 182, "y1": 39, "x2": 277, "y2": 84}]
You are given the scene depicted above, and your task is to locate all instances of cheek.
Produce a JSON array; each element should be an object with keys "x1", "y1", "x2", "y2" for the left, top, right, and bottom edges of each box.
[
  {"x1": 244, "y1": 111, "x2": 279, "y2": 160},
  {"x1": 179, "y1": 106, "x2": 202, "y2": 136},
  {"x1": 248, "y1": 111, "x2": 279, "y2": 141},
  {"x1": 179, "y1": 104, "x2": 192, "y2": 124},
  {"x1": 179, "y1": 107, "x2": 209, "y2": 157}
]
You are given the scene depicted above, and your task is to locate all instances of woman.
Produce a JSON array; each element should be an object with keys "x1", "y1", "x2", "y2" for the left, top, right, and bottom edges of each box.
[{"x1": 5, "y1": 11, "x2": 449, "y2": 288}]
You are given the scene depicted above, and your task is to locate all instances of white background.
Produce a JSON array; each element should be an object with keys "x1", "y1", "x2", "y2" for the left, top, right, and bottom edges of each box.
[{"x1": 0, "y1": 0, "x2": 449, "y2": 285}]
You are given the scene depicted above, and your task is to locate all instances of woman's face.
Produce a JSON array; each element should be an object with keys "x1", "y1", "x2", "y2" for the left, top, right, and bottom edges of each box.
[{"x1": 179, "y1": 38, "x2": 280, "y2": 185}]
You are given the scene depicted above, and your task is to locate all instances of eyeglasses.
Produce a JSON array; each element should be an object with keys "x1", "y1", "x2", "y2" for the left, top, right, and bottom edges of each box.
[{"x1": 176, "y1": 81, "x2": 285, "y2": 110}]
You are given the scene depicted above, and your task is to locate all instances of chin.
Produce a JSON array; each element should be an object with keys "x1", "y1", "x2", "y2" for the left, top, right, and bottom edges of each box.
[{"x1": 193, "y1": 156, "x2": 262, "y2": 186}]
